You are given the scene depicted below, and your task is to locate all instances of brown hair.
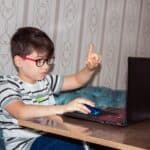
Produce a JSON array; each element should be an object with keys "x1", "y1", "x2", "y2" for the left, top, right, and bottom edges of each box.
[{"x1": 11, "y1": 27, "x2": 54, "y2": 59}]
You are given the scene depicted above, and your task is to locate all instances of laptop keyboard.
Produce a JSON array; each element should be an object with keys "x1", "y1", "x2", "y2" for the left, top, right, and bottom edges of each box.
[
  {"x1": 64, "y1": 107, "x2": 126, "y2": 126},
  {"x1": 65, "y1": 109, "x2": 117, "y2": 121}
]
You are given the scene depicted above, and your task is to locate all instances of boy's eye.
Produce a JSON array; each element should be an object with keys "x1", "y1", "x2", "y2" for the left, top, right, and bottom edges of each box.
[
  {"x1": 37, "y1": 59, "x2": 44, "y2": 63},
  {"x1": 36, "y1": 59, "x2": 45, "y2": 66}
]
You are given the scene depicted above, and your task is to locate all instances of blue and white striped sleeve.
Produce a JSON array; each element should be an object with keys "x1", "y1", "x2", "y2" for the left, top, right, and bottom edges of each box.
[{"x1": 0, "y1": 79, "x2": 22, "y2": 109}]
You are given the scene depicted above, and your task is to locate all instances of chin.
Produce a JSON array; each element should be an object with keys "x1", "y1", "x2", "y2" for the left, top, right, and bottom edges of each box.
[{"x1": 39, "y1": 75, "x2": 46, "y2": 80}]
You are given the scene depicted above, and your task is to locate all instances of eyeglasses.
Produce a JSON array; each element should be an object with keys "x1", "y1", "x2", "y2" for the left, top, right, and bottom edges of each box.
[{"x1": 21, "y1": 56, "x2": 55, "y2": 67}]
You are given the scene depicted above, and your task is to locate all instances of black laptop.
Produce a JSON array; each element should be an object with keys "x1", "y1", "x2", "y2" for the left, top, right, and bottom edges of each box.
[
  {"x1": 127, "y1": 57, "x2": 150, "y2": 123},
  {"x1": 64, "y1": 57, "x2": 150, "y2": 126}
]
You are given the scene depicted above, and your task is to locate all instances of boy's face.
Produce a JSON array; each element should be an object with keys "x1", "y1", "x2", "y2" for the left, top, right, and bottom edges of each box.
[{"x1": 15, "y1": 51, "x2": 52, "y2": 84}]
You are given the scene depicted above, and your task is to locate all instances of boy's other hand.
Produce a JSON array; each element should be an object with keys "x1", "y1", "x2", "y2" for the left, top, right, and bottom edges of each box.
[
  {"x1": 64, "y1": 98, "x2": 95, "y2": 114},
  {"x1": 85, "y1": 43, "x2": 101, "y2": 70}
]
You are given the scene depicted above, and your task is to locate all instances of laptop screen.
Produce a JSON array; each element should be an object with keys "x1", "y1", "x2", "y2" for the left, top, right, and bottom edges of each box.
[{"x1": 127, "y1": 57, "x2": 150, "y2": 123}]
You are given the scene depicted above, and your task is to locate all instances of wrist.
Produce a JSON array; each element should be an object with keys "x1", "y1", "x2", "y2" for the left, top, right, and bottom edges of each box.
[
  {"x1": 85, "y1": 65, "x2": 96, "y2": 73},
  {"x1": 47, "y1": 105, "x2": 65, "y2": 115},
  {"x1": 55, "y1": 105, "x2": 66, "y2": 115}
]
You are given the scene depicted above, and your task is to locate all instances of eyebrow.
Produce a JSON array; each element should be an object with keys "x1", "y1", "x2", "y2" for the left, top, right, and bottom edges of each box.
[{"x1": 36, "y1": 55, "x2": 48, "y2": 59}]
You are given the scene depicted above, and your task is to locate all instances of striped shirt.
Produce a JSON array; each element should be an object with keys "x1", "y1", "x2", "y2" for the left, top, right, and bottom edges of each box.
[{"x1": 0, "y1": 74, "x2": 64, "y2": 150}]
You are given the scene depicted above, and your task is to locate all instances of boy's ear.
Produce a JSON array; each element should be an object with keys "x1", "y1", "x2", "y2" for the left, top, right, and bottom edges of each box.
[{"x1": 14, "y1": 55, "x2": 23, "y2": 67}]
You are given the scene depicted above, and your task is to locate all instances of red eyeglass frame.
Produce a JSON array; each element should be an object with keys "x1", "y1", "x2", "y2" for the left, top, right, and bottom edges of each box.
[
  {"x1": 21, "y1": 56, "x2": 37, "y2": 62},
  {"x1": 20, "y1": 56, "x2": 55, "y2": 67}
]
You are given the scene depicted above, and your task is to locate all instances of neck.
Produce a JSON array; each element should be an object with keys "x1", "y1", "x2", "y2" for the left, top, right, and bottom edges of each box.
[{"x1": 18, "y1": 73, "x2": 36, "y2": 84}]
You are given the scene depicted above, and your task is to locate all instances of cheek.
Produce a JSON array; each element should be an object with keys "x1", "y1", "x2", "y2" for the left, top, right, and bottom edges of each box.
[{"x1": 23, "y1": 62, "x2": 38, "y2": 73}]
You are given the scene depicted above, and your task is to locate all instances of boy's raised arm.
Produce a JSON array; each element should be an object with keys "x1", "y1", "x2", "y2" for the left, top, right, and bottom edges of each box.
[{"x1": 62, "y1": 44, "x2": 101, "y2": 91}]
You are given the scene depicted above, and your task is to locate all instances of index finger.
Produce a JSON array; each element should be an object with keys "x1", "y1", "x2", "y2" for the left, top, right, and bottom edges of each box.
[
  {"x1": 78, "y1": 98, "x2": 95, "y2": 107},
  {"x1": 88, "y1": 43, "x2": 94, "y2": 56}
]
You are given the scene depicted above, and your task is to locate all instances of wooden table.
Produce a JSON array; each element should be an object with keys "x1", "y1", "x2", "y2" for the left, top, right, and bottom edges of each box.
[{"x1": 18, "y1": 116, "x2": 150, "y2": 150}]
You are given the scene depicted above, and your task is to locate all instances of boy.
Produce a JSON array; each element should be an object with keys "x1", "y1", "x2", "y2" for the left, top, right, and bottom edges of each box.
[{"x1": 0, "y1": 27, "x2": 101, "y2": 150}]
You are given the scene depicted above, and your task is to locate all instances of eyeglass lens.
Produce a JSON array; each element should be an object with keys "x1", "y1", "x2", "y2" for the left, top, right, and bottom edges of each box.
[{"x1": 36, "y1": 57, "x2": 55, "y2": 67}]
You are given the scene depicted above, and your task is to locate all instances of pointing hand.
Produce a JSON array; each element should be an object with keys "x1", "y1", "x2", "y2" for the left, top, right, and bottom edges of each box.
[{"x1": 86, "y1": 43, "x2": 101, "y2": 70}]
